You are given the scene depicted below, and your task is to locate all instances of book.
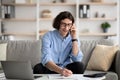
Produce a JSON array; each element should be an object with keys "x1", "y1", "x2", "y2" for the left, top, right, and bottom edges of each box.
[
  {"x1": 1, "y1": 5, "x2": 5, "y2": 18},
  {"x1": 87, "y1": 5, "x2": 90, "y2": 18},
  {"x1": 83, "y1": 5, "x2": 87, "y2": 18},
  {"x1": 1, "y1": 0, "x2": 15, "y2": 19},
  {"x1": 79, "y1": 5, "x2": 90, "y2": 18},
  {"x1": 2, "y1": 5, "x2": 15, "y2": 19},
  {"x1": 79, "y1": 5, "x2": 83, "y2": 18}
]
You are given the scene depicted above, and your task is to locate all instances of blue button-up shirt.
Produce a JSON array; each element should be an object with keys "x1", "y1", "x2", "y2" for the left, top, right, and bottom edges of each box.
[{"x1": 41, "y1": 30, "x2": 83, "y2": 68}]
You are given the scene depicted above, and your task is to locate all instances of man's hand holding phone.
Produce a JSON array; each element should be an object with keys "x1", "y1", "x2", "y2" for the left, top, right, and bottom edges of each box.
[{"x1": 70, "y1": 24, "x2": 77, "y2": 39}]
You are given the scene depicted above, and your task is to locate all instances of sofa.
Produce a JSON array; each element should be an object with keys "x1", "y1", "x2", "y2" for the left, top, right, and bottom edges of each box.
[{"x1": 0, "y1": 39, "x2": 120, "y2": 80}]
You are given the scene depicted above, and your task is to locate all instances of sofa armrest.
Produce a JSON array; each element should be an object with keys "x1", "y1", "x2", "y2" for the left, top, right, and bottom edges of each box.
[{"x1": 115, "y1": 50, "x2": 120, "y2": 80}]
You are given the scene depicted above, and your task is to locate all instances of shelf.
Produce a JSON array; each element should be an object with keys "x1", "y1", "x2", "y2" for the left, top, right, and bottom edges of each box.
[
  {"x1": 2, "y1": 3, "x2": 36, "y2": 6},
  {"x1": 39, "y1": 30, "x2": 49, "y2": 36},
  {"x1": 39, "y1": 18, "x2": 53, "y2": 21},
  {"x1": 39, "y1": 33, "x2": 45, "y2": 36},
  {"x1": 39, "y1": 31, "x2": 116, "y2": 37},
  {"x1": 1, "y1": 32, "x2": 36, "y2": 36},
  {"x1": 2, "y1": 18, "x2": 36, "y2": 22},
  {"x1": 39, "y1": 3, "x2": 76, "y2": 6},
  {"x1": 79, "y1": 18, "x2": 117, "y2": 21},
  {"x1": 2, "y1": 1, "x2": 117, "y2": 6},
  {"x1": 2, "y1": 2, "x2": 116, "y2": 6},
  {"x1": 39, "y1": 18, "x2": 116, "y2": 21},
  {"x1": 79, "y1": 33, "x2": 117, "y2": 37},
  {"x1": 79, "y1": 2, "x2": 117, "y2": 6}
]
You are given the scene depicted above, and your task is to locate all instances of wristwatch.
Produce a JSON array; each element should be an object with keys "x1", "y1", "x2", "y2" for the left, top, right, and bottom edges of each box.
[{"x1": 72, "y1": 39, "x2": 78, "y2": 42}]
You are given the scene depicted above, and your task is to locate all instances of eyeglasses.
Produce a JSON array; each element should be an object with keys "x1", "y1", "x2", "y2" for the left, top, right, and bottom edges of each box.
[{"x1": 60, "y1": 22, "x2": 73, "y2": 28}]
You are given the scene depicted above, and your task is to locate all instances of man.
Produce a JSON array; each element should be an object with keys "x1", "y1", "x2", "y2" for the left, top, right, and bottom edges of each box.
[{"x1": 34, "y1": 11, "x2": 84, "y2": 77}]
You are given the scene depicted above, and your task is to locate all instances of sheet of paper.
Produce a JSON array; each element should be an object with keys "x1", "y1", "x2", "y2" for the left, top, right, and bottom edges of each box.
[
  {"x1": 0, "y1": 73, "x2": 6, "y2": 79},
  {"x1": 48, "y1": 74, "x2": 106, "y2": 80},
  {"x1": 0, "y1": 73, "x2": 5, "y2": 77},
  {"x1": 48, "y1": 74, "x2": 77, "y2": 79}
]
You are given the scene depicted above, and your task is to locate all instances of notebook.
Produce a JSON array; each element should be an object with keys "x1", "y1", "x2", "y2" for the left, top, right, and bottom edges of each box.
[{"x1": 1, "y1": 61, "x2": 41, "y2": 80}]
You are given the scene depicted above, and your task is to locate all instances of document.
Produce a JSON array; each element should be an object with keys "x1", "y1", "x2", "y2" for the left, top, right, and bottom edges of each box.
[
  {"x1": 0, "y1": 73, "x2": 5, "y2": 79},
  {"x1": 48, "y1": 74, "x2": 106, "y2": 80},
  {"x1": 48, "y1": 74, "x2": 76, "y2": 79},
  {"x1": 48, "y1": 74, "x2": 88, "y2": 80}
]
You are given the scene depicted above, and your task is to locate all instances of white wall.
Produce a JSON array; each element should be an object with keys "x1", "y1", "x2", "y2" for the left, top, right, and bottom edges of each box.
[{"x1": 116, "y1": 1, "x2": 119, "y2": 45}]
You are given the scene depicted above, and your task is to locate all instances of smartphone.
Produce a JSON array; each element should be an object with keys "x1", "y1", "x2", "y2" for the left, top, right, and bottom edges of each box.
[
  {"x1": 83, "y1": 73, "x2": 107, "y2": 78},
  {"x1": 69, "y1": 28, "x2": 71, "y2": 33}
]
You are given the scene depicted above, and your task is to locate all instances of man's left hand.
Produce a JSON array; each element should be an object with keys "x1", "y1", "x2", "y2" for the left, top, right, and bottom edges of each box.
[{"x1": 70, "y1": 24, "x2": 77, "y2": 39}]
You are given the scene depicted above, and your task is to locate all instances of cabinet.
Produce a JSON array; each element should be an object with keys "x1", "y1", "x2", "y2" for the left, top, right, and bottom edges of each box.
[
  {"x1": 39, "y1": 0, "x2": 118, "y2": 40},
  {"x1": 0, "y1": 0, "x2": 37, "y2": 40},
  {"x1": 77, "y1": 0, "x2": 118, "y2": 40},
  {"x1": 0, "y1": 0, "x2": 119, "y2": 41}
]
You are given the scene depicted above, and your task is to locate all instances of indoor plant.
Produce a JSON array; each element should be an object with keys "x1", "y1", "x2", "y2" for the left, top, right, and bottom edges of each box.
[{"x1": 101, "y1": 22, "x2": 111, "y2": 33}]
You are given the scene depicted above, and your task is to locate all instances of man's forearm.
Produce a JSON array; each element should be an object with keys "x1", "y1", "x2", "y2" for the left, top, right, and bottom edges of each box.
[
  {"x1": 45, "y1": 61, "x2": 62, "y2": 74},
  {"x1": 72, "y1": 40, "x2": 79, "y2": 56}
]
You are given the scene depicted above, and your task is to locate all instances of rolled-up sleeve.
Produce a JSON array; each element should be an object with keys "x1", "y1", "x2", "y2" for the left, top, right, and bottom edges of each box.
[
  {"x1": 70, "y1": 39, "x2": 83, "y2": 62},
  {"x1": 41, "y1": 33, "x2": 53, "y2": 66}
]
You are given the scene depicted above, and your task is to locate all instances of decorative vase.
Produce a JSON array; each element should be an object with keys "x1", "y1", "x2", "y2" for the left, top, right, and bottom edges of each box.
[
  {"x1": 41, "y1": 10, "x2": 52, "y2": 18},
  {"x1": 61, "y1": 0, "x2": 67, "y2": 3},
  {"x1": 103, "y1": 28, "x2": 108, "y2": 33},
  {"x1": 52, "y1": 0, "x2": 56, "y2": 3},
  {"x1": 26, "y1": 0, "x2": 33, "y2": 3}
]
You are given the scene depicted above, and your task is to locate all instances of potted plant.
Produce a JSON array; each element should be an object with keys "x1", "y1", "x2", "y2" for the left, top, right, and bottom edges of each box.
[{"x1": 101, "y1": 22, "x2": 111, "y2": 33}]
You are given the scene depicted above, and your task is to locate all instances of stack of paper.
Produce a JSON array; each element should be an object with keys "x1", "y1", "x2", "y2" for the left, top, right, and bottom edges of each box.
[
  {"x1": 48, "y1": 74, "x2": 105, "y2": 80},
  {"x1": 0, "y1": 73, "x2": 5, "y2": 79}
]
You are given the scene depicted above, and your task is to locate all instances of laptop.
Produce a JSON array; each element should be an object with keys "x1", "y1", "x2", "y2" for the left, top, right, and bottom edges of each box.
[{"x1": 1, "y1": 61, "x2": 41, "y2": 80}]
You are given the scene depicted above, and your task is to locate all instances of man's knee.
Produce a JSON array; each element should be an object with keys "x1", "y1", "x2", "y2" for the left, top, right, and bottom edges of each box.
[
  {"x1": 74, "y1": 62, "x2": 85, "y2": 73},
  {"x1": 66, "y1": 62, "x2": 85, "y2": 74},
  {"x1": 33, "y1": 63, "x2": 43, "y2": 74}
]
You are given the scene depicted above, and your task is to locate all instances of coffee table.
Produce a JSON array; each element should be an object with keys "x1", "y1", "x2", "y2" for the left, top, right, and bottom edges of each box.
[
  {"x1": 34, "y1": 74, "x2": 106, "y2": 80},
  {"x1": 0, "y1": 73, "x2": 105, "y2": 80}
]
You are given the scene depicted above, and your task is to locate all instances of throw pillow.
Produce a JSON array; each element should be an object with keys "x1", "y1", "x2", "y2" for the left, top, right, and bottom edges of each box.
[
  {"x1": 87, "y1": 44, "x2": 119, "y2": 71},
  {"x1": 0, "y1": 43, "x2": 7, "y2": 69}
]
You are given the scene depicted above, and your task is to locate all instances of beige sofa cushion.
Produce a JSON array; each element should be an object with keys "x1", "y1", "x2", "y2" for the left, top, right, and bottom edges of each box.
[
  {"x1": 87, "y1": 44, "x2": 119, "y2": 71},
  {"x1": 0, "y1": 43, "x2": 7, "y2": 69}
]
